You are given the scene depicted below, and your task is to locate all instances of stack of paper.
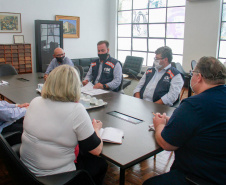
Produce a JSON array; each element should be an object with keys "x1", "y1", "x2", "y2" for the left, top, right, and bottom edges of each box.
[
  {"x1": 0, "y1": 80, "x2": 9, "y2": 86},
  {"x1": 81, "y1": 82, "x2": 109, "y2": 96}
]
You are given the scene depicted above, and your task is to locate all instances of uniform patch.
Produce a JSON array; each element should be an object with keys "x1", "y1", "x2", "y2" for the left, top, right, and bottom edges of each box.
[
  {"x1": 104, "y1": 67, "x2": 111, "y2": 73},
  {"x1": 91, "y1": 62, "x2": 96, "y2": 67},
  {"x1": 163, "y1": 75, "x2": 170, "y2": 82},
  {"x1": 166, "y1": 69, "x2": 175, "y2": 79},
  {"x1": 146, "y1": 69, "x2": 152, "y2": 74},
  {"x1": 105, "y1": 61, "x2": 115, "y2": 69}
]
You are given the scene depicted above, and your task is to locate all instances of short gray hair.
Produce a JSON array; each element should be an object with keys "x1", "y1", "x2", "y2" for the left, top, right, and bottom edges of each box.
[
  {"x1": 42, "y1": 65, "x2": 81, "y2": 102},
  {"x1": 196, "y1": 56, "x2": 226, "y2": 85}
]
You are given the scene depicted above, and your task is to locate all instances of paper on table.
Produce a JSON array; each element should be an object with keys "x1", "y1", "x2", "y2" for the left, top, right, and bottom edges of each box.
[
  {"x1": 100, "y1": 127, "x2": 124, "y2": 144},
  {"x1": 0, "y1": 80, "x2": 9, "y2": 86},
  {"x1": 81, "y1": 82, "x2": 110, "y2": 95}
]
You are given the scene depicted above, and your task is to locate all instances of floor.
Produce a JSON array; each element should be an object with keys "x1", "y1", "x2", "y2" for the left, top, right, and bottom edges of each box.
[{"x1": 0, "y1": 77, "x2": 189, "y2": 185}]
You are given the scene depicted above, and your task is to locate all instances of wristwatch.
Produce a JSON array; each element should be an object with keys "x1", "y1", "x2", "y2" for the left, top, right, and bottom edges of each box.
[{"x1": 103, "y1": 84, "x2": 107, "y2": 89}]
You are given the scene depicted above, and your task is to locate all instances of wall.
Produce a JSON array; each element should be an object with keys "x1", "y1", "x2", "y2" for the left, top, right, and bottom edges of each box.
[
  {"x1": 0, "y1": 0, "x2": 111, "y2": 72},
  {"x1": 0, "y1": 0, "x2": 222, "y2": 73},
  {"x1": 183, "y1": 0, "x2": 221, "y2": 71}
]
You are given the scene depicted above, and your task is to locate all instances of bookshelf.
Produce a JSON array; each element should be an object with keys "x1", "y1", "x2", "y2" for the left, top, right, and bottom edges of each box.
[{"x1": 0, "y1": 44, "x2": 32, "y2": 73}]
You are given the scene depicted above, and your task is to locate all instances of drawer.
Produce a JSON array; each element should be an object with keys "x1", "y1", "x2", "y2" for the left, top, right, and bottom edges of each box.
[{"x1": 0, "y1": 58, "x2": 5, "y2": 62}]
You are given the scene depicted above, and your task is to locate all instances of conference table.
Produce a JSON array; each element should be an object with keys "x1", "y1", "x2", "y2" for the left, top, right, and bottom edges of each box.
[{"x1": 0, "y1": 73, "x2": 176, "y2": 185}]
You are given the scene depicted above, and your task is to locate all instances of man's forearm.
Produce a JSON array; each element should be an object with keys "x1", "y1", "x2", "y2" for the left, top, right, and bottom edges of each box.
[{"x1": 155, "y1": 124, "x2": 178, "y2": 151}]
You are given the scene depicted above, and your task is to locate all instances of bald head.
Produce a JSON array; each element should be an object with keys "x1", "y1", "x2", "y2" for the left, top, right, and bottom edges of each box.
[{"x1": 53, "y1": 48, "x2": 65, "y2": 58}]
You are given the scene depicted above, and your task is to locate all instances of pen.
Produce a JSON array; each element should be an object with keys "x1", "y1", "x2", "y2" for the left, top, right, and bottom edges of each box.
[{"x1": 152, "y1": 112, "x2": 156, "y2": 116}]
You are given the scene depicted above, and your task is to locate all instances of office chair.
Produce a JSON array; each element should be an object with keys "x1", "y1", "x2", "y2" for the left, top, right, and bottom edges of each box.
[
  {"x1": 191, "y1": 60, "x2": 197, "y2": 70},
  {"x1": 0, "y1": 132, "x2": 95, "y2": 185},
  {"x1": 74, "y1": 65, "x2": 84, "y2": 81},
  {"x1": 122, "y1": 56, "x2": 144, "y2": 79},
  {"x1": 0, "y1": 64, "x2": 18, "y2": 77},
  {"x1": 175, "y1": 62, "x2": 191, "y2": 99},
  {"x1": 122, "y1": 78, "x2": 132, "y2": 89}
]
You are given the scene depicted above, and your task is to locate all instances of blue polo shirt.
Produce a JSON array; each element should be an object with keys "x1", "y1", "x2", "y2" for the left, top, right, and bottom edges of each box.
[{"x1": 162, "y1": 85, "x2": 226, "y2": 184}]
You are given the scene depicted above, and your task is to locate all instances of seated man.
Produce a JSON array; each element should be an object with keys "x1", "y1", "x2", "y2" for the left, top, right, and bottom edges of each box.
[
  {"x1": 143, "y1": 56, "x2": 226, "y2": 185},
  {"x1": 82, "y1": 40, "x2": 122, "y2": 92},
  {"x1": 44, "y1": 47, "x2": 74, "y2": 80},
  {"x1": 0, "y1": 101, "x2": 29, "y2": 134},
  {"x1": 133, "y1": 46, "x2": 184, "y2": 106}
]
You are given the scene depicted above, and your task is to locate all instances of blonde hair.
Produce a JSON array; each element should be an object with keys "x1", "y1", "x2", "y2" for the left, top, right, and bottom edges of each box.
[{"x1": 42, "y1": 65, "x2": 81, "y2": 102}]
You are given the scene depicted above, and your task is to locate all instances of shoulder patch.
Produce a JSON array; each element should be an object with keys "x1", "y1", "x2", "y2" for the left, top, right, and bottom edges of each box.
[
  {"x1": 166, "y1": 69, "x2": 175, "y2": 79},
  {"x1": 105, "y1": 61, "x2": 115, "y2": 69},
  {"x1": 146, "y1": 69, "x2": 152, "y2": 74},
  {"x1": 91, "y1": 62, "x2": 96, "y2": 67}
]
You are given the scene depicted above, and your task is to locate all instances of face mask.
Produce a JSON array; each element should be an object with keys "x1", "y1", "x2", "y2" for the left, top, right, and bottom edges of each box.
[
  {"x1": 98, "y1": 53, "x2": 108, "y2": 61},
  {"x1": 154, "y1": 60, "x2": 162, "y2": 69},
  {"x1": 56, "y1": 56, "x2": 65, "y2": 63},
  {"x1": 190, "y1": 78, "x2": 198, "y2": 93}
]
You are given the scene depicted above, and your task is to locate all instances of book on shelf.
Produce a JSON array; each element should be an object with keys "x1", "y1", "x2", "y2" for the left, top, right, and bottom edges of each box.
[{"x1": 99, "y1": 127, "x2": 124, "y2": 144}]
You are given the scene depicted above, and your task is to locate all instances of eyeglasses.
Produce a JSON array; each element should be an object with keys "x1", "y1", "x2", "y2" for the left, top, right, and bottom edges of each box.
[
  {"x1": 190, "y1": 70, "x2": 200, "y2": 76},
  {"x1": 154, "y1": 57, "x2": 163, "y2": 60}
]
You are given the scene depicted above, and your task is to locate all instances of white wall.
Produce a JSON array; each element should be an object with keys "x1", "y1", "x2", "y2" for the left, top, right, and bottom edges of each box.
[
  {"x1": 0, "y1": 0, "x2": 222, "y2": 73},
  {"x1": 0, "y1": 0, "x2": 111, "y2": 72},
  {"x1": 183, "y1": 0, "x2": 221, "y2": 71}
]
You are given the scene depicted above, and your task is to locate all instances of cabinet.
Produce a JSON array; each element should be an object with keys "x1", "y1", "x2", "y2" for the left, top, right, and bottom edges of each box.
[
  {"x1": 35, "y1": 20, "x2": 63, "y2": 72},
  {"x1": 0, "y1": 44, "x2": 32, "y2": 73}
]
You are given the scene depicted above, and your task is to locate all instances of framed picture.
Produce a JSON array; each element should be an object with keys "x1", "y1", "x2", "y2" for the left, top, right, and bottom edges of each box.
[
  {"x1": 0, "y1": 12, "x2": 22, "y2": 33},
  {"x1": 56, "y1": 15, "x2": 80, "y2": 38},
  {"x1": 13, "y1": 35, "x2": 24, "y2": 44}
]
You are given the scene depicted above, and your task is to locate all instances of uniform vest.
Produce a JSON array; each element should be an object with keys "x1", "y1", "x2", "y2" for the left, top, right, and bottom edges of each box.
[
  {"x1": 91, "y1": 56, "x2": 122, "y2": 92},
  {"x1": 140, "y1": 66, "x2": 181, "y2": 103}
]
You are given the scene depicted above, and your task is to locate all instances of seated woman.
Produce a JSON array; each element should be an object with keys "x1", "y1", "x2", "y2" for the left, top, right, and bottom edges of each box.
[{"x1": 20, "y1": 65, "x2": 107, "y2": 185}]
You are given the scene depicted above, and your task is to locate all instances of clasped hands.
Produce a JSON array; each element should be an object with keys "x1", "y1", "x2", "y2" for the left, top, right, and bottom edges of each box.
[
  {"x1": 17, "y1": 103, "x2": 30, "y2": 109},
  {"x1": 153, "y1": 112, "x2": 170, "y2": 130}
]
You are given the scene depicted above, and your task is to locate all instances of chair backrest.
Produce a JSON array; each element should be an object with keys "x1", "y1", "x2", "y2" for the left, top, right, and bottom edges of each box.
[
  {"x1": 0, "y1": 64, "x2": 18, "y2": 77},
  {"x1": 0, "y1": 133, "x2": 96, "y2": 185},
  {"x1": 74, "y1": 65, "x2": 84, "y2": 81},
  {"x1": 0, "y1": 133, "x2": 42, "y2": 185},
  {"x1": 191, "y1": 60, "x2": 197, "y2": 70},
  {"x1": 122, "y1": 56, "x2": 144, "y2": 77}
]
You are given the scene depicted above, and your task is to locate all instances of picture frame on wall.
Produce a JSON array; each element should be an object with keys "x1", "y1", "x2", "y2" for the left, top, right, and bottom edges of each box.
[
  {"x1": 13, "y1": 35, "x2": 24, "y2": 44},
  {"x1": 0, "y1": 12, "x2": 22, "y2": 33},
  {"x1": 55, "y1": 15, "x2": 80, "y2": 38}
]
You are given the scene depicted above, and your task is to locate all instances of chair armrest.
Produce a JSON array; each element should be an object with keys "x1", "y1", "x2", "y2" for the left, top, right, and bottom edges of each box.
[
  {"x1": 186, "y1": 174, "x2": 215, "y2": 185},
  {"x1": 4, "y1": 131, "x2": 22, "y2": 146}
]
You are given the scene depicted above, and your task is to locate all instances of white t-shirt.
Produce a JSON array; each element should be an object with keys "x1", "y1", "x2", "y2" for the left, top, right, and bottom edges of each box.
[{"x1": 20, "y1": 97, "x2": 95, "y2": 176}]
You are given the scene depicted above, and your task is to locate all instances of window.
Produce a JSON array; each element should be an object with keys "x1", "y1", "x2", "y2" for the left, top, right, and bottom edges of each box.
[
  {"x1": 117, "y1": 0, "x2": 186, "y2": 66},
  {"x1": 218, "y1": 0, "x2": 226, "y2": 64}
]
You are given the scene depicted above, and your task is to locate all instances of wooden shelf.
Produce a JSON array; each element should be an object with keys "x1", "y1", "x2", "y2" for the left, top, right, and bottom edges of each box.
[{"x1": 0, "y1": 44, "x2": 32, "y2": 74}]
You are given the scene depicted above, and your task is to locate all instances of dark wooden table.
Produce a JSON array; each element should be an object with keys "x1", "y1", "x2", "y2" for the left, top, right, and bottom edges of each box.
[{"x1": 0, "y1": 73, "x2": 176, "y2": 185}]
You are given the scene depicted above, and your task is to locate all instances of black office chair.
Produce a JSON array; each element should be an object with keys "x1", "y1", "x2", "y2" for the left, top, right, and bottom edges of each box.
[
  {"x1": 0, "y1": 132, "x2": 95, "y2": 185},
  {"x1": 122, "y1": 78, "x2": 132, "y2": 89},
  {"x1": 175, "y1": 62, "x2": 190, "y2": 99},
  {"x1": 191, "y1": 60, "x2": 197, "y2": 70},
  {"x1": 74, "y1": 65, "x2": 84, "y2": 81},
  {"x1": 122, "y1": 56, "x2": 144, "y2": 78},
  {"x1": 0, "y1": 64, "x2": 18, "y2": 77}
]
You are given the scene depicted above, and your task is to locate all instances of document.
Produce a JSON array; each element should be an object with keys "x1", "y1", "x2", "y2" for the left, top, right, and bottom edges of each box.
[
  {"x1": 81, "y1": 82, "x2": 109, "y2": 95},
  {"x1": 0, "y1": 80, "x2": 9, "y2": 86},
  {"x1": 100, "y1": 127, "x2": 124, "y2": 144}
]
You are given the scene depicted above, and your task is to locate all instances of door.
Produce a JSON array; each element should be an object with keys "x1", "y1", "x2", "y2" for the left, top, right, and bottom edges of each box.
[{"x1": 35, "y1": 20, "x2": 63, "y2": 72}]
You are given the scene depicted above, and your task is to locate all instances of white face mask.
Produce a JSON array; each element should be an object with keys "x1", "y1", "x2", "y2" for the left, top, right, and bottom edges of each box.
[
  {"x1": 154, "y1": 60, "x2": 163, "y2": 69},
  {"x1": 190, "y1": 78, "x2": 198, "y2": 93}
]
